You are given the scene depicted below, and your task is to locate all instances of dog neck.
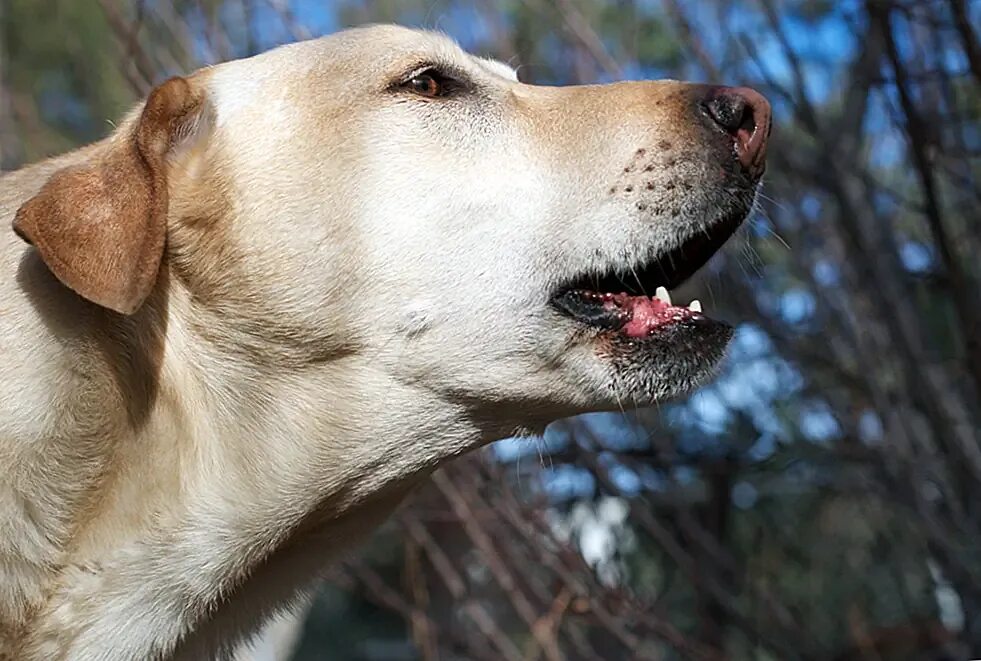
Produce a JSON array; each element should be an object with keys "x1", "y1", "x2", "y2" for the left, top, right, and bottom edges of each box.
[
  {"x1": 10, "y1": 268, "x2": 488, "y2": 659},
  {"x1": 3, "y1": 143, "x2": 513, "y2": 658}
]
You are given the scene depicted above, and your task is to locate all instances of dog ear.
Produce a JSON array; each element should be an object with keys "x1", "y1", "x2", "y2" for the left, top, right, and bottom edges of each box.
[{"x1": 13, "y1": 77, "x2": 206, "y2": 315}]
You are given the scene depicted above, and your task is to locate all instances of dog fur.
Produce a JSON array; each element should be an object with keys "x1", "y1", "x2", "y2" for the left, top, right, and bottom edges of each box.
[{"x1": 0, "y1": 25, "x2": 764, "y2": 660}]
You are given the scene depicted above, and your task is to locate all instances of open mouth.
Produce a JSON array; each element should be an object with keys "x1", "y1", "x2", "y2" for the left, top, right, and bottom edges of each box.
[{"x1": 551, "y1": 211, "x2": 743, "y2": 337}]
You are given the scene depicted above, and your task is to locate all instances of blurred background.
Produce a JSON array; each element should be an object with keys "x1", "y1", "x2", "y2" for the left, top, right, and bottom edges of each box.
[{"x1": 2, "y1": 0, "x2": 980, "y2": 659}]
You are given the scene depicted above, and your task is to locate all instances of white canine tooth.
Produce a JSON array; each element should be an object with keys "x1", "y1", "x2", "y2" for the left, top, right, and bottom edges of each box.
[
  {"x1": 688, "y1": 299, "x2": 702, "y2": 313},
  {"x1": 655, "y1": 286, "x2": 672, "y2": 305}
]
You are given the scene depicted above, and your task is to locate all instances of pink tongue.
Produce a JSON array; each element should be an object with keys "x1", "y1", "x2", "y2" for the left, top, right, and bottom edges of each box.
[{"x1": 604, "y1": 294, "x2": 697, "y2": 338}]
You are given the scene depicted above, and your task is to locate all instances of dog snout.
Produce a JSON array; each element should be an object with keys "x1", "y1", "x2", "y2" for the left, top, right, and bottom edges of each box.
[{"x1": 700, "y1": 86, "x2": 771, "y2": 178}]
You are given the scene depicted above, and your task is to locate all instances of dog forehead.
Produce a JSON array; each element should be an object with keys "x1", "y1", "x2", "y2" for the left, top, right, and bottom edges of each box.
[
  {"x1": 329, "y1": 26, "x2": 519, "y2": 84},
  {"x1": 214, "y1": 25, "x2": 489, "y2": 83},
  {"x1": 203, "y1": 24, "x2": 519, "y2": 142},
  {"x1": 195, "y1": 25, "x2": 490, "y2": 125},
  {"x1": 475, "y1": 56, "x2": 519, "y2": 82}
]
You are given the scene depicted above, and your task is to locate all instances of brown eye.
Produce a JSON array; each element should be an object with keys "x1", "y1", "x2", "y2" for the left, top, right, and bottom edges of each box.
[{"x1": 407, "y1": 73, "x2": 442, "y2": 97}]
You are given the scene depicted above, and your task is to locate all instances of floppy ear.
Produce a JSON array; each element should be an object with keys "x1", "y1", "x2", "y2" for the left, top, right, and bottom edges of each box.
[{"x1": 13, "y1": 76, "x2": 205, "y2": 314}]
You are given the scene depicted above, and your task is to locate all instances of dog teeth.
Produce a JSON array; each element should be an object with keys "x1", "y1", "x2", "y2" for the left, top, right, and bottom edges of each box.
[
  {"x1": 688, "y1": 299, "x2": 702, "y2": 312},
  {"x1": 655, "y1": 286, "x2": 672, "y2": 305}
]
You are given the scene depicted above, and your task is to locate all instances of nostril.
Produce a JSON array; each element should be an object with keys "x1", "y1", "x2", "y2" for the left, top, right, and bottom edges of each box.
[
  {"x1": 702, "y1": 94, "x2": 754, "y2": 137},
  {"x1": 700, "y1": 86, "x2": 772, "y2": 177},
  {"x1": 736, "y1": 103, "x2": 755, "y2": 135}
]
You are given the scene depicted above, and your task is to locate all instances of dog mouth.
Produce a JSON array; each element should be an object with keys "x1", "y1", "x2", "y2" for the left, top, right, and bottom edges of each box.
[{"x1": 550, "y1": 210, "x2": 743, "y2": 337}]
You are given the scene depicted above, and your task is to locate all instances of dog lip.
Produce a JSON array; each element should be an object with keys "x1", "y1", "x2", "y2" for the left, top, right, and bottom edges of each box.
[
  {"x1": 651, "y1": 206, "x2": 747, "y2": 290},
  {"x1": 551, "y1": 204, "x2": 748, "y2": 309},
  {"x1": 552, "y1": 290, "x2": 632, "y2": 331},
  {"x1": 549, "y1": 196, "x2": 752, "y2": 337},
  {"x1": 551, "y1": 289, "x2": 709, "y2": 338}
]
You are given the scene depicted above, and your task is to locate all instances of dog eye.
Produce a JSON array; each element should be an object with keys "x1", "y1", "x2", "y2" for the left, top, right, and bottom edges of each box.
[
  {"x1": 401, "y1": 70, "x2": 454, "y2": 98},
  {"x1": 408, "y1": 73, "x2": 441, "y2": 97}
]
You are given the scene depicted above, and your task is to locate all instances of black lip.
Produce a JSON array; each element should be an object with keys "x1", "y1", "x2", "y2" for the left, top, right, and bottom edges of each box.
[
  {"x1": 643, "y1": 207, "x2": 745, "y2": 291},
  {"x1": 554, "y1": 207, "x2": 747, "y2": 309},
  {"x1": 552, "y1": 290, "x2": 631, "y2": 331}
]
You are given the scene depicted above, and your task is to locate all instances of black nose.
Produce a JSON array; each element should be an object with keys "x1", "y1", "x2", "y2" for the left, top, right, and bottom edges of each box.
[{"x1": 701, "y1": 86, "x2": 772, "y2": 178}]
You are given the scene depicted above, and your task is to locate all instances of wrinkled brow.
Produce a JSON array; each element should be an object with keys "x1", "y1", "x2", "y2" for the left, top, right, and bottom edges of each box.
[{"x1": 382, "y1": 44, "x2": 516, "y2": 86}]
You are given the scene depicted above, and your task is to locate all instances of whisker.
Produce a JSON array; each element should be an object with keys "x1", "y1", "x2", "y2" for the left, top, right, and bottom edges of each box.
[
  {"x1": 762, "y1": 224, "x2": 791, "y2": 251},
  {"x1": 629, "y1": 263, "x2": 647, "y2": 296},
  {"x1": 755, "y1": 187, "x2": 789, "y2": 213}
]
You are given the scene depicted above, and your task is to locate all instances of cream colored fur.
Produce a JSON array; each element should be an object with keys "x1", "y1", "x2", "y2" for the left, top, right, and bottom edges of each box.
[{"x1": 0, "y1": 25, "x2": 756, "y2": 660}]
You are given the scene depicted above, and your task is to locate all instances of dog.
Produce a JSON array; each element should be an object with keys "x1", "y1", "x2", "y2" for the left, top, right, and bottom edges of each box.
[{"x1": 0, "y1": 24, "x2": 770, "y2": 660}]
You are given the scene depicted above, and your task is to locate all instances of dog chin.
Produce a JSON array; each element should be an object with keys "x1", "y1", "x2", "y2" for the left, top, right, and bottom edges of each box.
[{"x1": 599, "y1": 316, "x2": 734, "y2": 406}]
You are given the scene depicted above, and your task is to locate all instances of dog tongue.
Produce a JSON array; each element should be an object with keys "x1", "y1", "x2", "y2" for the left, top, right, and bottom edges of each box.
[{"x1": 605, "y1": 294, "x2": 697, "y2": 338}]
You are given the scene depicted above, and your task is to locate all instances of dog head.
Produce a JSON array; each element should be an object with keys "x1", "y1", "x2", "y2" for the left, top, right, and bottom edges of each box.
[{"x1": 14, "y1": 25, "x2": 770, "y2": 432}]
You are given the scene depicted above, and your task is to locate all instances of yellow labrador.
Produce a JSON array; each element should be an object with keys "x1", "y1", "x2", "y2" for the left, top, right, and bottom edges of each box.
[{"x1": 0, "y1": 24, "x2": 770, "y2": 660}]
